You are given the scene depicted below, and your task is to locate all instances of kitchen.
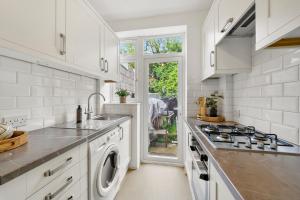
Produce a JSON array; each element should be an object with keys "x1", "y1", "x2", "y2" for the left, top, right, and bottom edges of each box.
[{"x1": 0, "y1": 0, "x2": 300, "y2": 200}]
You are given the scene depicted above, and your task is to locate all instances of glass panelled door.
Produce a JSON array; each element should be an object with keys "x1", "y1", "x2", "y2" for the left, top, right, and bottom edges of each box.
[{"x1": 143, "y1": 57, "x2": 183, "y2": 163}]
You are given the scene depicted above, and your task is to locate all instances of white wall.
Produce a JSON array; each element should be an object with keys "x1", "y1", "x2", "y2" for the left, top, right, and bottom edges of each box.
[
  {"x1": 0, "y1": 55, "x2": 100, "y2": 131},
  {"x1": 110, "y1": 11, "x2": 223, "y2": 117},
  {"x1": 233, "y1": 39, "x2": 300, "y2": 144}
]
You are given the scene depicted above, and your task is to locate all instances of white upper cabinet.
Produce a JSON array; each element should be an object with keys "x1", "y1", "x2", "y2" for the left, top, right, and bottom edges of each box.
[
  {"x1": 202, "y1": 6, "x2": 216, "y2": 80},
  {"x1": 256, "y1": 0, "x2": 300, "y2": 50},
  {"x1": 99, "y1": 22, "x2": 119, "y2": 82},
  {"x1": 202, "y1": 0, "x2": 252, "y2": 80},
  {"x1": 66, "y1": 0, "x2": 100, "y2": 74},
  {"x1": 215, "y1": 0, "x2": 253, "y2": 44},
  {"x1": 104, "y1": 26, "x2": 119, "y2": 82},
  {"x1": 268, "y1": 0, "x2": 300, "y2": 34},
  {"x1": 0, "y1": 0, "x2": 66, "y2": 61},
  {"x1": 0, "y1": 0, "x2": 119, "y2": 80}
]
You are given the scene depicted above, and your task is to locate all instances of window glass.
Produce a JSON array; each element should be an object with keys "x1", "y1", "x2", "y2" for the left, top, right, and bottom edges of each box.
[
  {"x1": 120, "y1": 40, "x2": 136, "y2": 56},
  {"x1": 144, "y1": 36, "x2": 183, "y2": 55}
]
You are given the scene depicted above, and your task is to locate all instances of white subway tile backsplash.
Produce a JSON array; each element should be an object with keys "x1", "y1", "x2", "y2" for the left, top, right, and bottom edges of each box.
[
  {"x1": 272, "y1": 97, "x2": 298, "y2": 112},
  {"x1": 18, "y1": 73, "x2": 43, "y2": 86},
  {"x1": 254, "y1": 119, "x2": 270, "y2": 133},
  {"x1": 261, "y1": 56, "x2": 282, "y2": 74},
  {"x1": 0, "y1": 83, "x2": 30, "y2": 96},
  {"x1": 42, "y1": 77, "x2": 61, "y2": 87},
  {"x1": 17, "y1": 97, "x2": 43, "y2": 108},
  {"x1": 0, "y1": 56, "x2": 31, "y2": 73},
  {"x1": 0, "y1": 71, "x2": 16, "y2": 83},
  {"x1": 284, "y1": 81, "x2": 300, "y2": 97},
  {"x1": 272, "y1": 66, "x2": 298, "y2": 83},
  {"x1": 262, "y1": 109, "x2": 283, "y2": 123},
  {"x1": 0, "y1": 56, "x2": 97, "y2": 130},
  {"x1": 234, "y1": 46, "x2": 300, "y2": 143},
  {"x1": 0, "y1": 97, "x2": 16, "y2": 109},
  {"x1": 31, "y1": 86, "x2": 52, "y2": 97},
  {"x1": 44, "y1": 97, "x2": 62, "y2": 106},
  {"x1": 262, "y1": 84, "x2": 283, "y2": 97},
  {"x1": 271, "y1": 123, "x2": 298, "y2": 144},
  {"x1": 31, "y1": 107, "x2": 53, "y2": 118},
  {"x1": 283, "y1": 49, "x2": 300, "y2": 68},
  {"x1": 53, "y1": 88, "x2": 69, "y2": 97},
  {"x1": 32, "y1": 64, "x2": 52, "y2": 77},
  {"x1": 53, "y1": 69, "x2": 69, "y2": 79},
  {"x1": 283, "y1": 112, "x2": 300, "y2": 128},
  {"x1": 0, "y1": 109, "x2": 31, "y2": 118}
]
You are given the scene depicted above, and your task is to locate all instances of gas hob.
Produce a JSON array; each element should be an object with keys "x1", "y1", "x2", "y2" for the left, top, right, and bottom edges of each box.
[{"x1": 196, "y1": 124, "x2": 300, "y2": 155}]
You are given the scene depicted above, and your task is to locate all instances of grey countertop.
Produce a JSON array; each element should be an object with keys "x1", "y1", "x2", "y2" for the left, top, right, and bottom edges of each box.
[
  {"x1": 185, "y1": 117, "x2": 300, "y2": 200},
  {"x1": 0, "y1": 114, "x2": 131, "y2": 185}
]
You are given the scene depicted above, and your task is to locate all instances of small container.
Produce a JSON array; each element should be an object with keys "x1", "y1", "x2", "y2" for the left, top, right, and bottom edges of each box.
[{"x1": 76, "y1": 105, "x2": 82, "y2": 123}]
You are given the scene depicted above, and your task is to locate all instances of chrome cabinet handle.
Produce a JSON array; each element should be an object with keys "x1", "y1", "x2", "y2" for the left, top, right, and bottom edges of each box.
[
  {"x1": 59, "y1": 33, "x2": 66, "y2": 55},
  {"x1": 220, "y1": 17, "x2": 234, "y2": 33},
  {"x1": 44, "y1": 176, "x2": 73, "y2": 200},
  {"x1": 210, "y1": 51, "x2": 215, "y2": 67},
  {"x1": 119, "y1": 126, "x2": 124, "y2": 140},
  {"x1": 44, "y1": 157, "x2": 72, "y2": 177},
  {"x1": 104, "y1": 60, "x2": 108, "y2": 73},
  {"x1": 100, "y1": 57, "x2": 105, "y2": 71}
]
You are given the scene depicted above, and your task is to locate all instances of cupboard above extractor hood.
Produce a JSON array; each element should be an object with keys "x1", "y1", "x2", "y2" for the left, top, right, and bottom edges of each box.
[{"x1": 201, "y1": 0, "x2": 254, "y2": 81}]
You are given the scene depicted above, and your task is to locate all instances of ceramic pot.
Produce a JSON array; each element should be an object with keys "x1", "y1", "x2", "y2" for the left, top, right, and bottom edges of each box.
[
  {"x1": 120, "y1": 96, "x2": 127, "y2": 103},
  {"x1": 209, "y1": 107, "x2": 217, "y2": 117}
]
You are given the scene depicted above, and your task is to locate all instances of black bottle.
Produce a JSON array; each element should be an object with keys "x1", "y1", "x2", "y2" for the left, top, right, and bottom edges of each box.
[{"x1": 76, "y1": 105, "x2": 82, "y2": 123}]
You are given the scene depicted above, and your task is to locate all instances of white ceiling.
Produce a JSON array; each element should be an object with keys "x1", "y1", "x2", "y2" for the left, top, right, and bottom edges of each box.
[{"x1": 88, "y1": 0, "x2": 213, "y2": 21}]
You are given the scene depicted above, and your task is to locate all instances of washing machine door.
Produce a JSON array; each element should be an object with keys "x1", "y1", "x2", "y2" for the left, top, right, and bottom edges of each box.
[{"x1": 96, "y1": 144, "x2": 120, "y2": 197}]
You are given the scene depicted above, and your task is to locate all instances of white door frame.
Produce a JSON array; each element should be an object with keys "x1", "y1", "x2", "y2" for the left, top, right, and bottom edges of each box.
[{"x1": 142, "y1": 56, "x2": 184, "y2": 164}]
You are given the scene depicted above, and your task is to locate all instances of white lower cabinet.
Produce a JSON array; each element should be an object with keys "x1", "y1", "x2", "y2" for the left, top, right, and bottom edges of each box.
[
  {"x1": 0, "y1": 142, "x2": 88, "y2": 200},
  {"x1": 209, "y1": 162, "x2": 235, "y2": 200},
  {"x1": 118, "y1": 119, "x2": 131, "y2": 180}
]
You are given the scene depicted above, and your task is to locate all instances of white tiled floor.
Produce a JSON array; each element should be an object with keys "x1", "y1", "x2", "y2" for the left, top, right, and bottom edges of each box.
[{"x1": 116, "y1": 164, "x2": 192, "y2": 200}]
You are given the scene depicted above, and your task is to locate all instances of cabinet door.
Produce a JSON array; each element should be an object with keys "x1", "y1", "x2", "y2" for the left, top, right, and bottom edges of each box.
[
  {"x1": 202, "y1": 11, "x2": 216, "y2": 80},
  {"x1": 0, "y1": 0, "x2": 65, "y2": 60},
  {"x1": 119, "y1": 120, "x2": 131, "y2": 179},
  {"x1": 66, "y1": 0, "x2": 100, "y2": 73},
  {"x1": 268, "y1": 0, "x2": 300, "y2": 34},
  {"x1": 104, "y1": 26, "x2": 119, "y2": 81},
  {"x1": 209, "y1": 162, "x2": 235, "y2": 200},
  {"x1": 216, "y1": 0, "x2": 253, "y2": 42},
  {"x1": 255, "y1": 0, "x2": 269, "y2": 43}
]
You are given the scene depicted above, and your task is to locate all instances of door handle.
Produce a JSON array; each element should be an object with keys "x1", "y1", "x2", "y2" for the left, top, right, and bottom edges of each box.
[
  {"x1": 59, "y1": 33, "x2": 66, "y2": 55},
  {"x1": 210, "y1": 51, "x2": 215, "y2": 67},
  {"x1": 104, "y1": 60, "x2": 109, "y2": 73},
  {"x1": 44, "y1": 157, "x2": 72, "y2": 177},
  {"x1": 220, "y1": 17, "x2": 234, "y2": 33},
  {"x1": 100, "y1": 57, "x2": 105, "y2": 71},
  {"x1": 44, "y1": 176, "x2": 73, "y2": 200}
]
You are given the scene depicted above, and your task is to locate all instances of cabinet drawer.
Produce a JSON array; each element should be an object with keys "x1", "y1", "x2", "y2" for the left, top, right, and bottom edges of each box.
[
  {"x1": 27, "y1": 162, "x2": 81, "y2": 200},
  {"x1": 26, "y1": 145, "x2": 80, "y2": 196}
]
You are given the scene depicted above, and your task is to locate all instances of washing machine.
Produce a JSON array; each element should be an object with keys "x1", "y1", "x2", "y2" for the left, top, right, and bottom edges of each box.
[{"x1": 89, "y1": 128, "x2": 121, "y2": 200}]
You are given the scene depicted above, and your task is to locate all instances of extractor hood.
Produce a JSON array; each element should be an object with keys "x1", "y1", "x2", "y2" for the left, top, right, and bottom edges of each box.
[{"x1": 228, "y1": 4, "x2": 255, "y2": 37}]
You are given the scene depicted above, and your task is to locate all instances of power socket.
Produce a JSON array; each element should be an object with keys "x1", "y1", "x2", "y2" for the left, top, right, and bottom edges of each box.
[{"x1": 2, "y1": 115, "x2": 27, "y2": 129}]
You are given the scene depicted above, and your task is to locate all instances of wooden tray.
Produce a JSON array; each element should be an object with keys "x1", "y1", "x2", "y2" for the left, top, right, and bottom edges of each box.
[
  {"x1": 0, "y1": 131, "x2": 28, "y2": 153},
  {"x1": 197, "y1": 115, "x2": 225, "y2": 123}
]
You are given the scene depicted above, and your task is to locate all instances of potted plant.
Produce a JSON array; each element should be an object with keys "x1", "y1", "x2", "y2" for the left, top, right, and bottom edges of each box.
[
  {"x1": 115, "y1": 88, "x2": 130, "y2": 103},
  {"x1": 206, "y1": 92, "x2": 223, "y2": 117}
]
